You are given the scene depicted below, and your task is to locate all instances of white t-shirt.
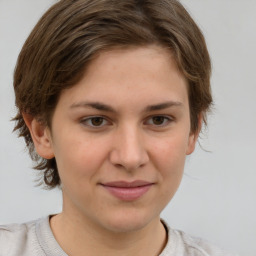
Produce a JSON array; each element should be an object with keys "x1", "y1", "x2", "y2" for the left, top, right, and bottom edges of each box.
[{"x1": 0, "y1": 216, "x2": 238, "y2": 256}]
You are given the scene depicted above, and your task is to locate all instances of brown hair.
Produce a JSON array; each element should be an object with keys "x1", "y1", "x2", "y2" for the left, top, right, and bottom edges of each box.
[{"x1": 13, "y1": 0, "x2": 212, "y2": 189}]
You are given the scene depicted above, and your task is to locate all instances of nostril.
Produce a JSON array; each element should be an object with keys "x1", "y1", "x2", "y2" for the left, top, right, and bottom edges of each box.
[
  {"x1": 114, "y1": 163, "x2": 124, "y2": 169},
  {"x1": 109, "y1": 133, "x2": 149, "y2": 171}
]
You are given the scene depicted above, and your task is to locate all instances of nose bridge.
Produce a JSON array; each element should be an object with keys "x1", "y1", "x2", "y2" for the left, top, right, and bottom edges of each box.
[{"x1": 110, "y1": 122, "x2": 148, "y2": 170}]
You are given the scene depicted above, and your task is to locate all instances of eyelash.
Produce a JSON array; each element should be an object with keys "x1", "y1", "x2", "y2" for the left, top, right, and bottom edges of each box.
[
  {"x1": 80, "y1": 116, "x2": 110, "y2": 128},
  {"x1": 80, "y1": 115, "x2": 173, "y2": 128},
  {"x1": 145, "y1": 116, "x2": 173, "y2": 126}
]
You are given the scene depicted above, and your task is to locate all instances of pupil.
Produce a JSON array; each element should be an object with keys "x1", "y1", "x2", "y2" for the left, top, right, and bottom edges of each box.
[
  {"x1": 92, "y1": 117, "x2": 103, "y2": 126},
  {"x1": 153, "y1": 116, "x2": 164, "y2": 125}
]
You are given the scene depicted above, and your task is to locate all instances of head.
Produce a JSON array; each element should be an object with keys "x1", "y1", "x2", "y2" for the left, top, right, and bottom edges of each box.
[{"x1": 13, "y1": 0, "x2": 212, "y2": 189}]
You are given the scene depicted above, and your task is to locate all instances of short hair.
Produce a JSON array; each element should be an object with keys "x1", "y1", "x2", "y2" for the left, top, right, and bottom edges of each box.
[{"x1": 13, "y1": 0, "x2": 212, "y2": 189}]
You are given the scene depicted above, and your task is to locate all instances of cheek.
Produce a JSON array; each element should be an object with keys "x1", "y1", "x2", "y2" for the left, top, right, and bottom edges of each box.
[
  {"x1": 52, "y1": 133, "x2": 108, "y2": 183},
  {"x1": 147, "y1": 137, "x2": 187, "y2": 208},
  {"x1": 152, "y1": 134, "x2": 188, "y2": 166},
  {"x1": 150, "y1": 135, "x2": 188, "y2": 185}
]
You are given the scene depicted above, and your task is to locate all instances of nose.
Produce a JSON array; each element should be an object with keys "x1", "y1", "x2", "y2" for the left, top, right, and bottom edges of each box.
[{"x1": 109, "y1": 125, "x2": 149, "y2": 171}]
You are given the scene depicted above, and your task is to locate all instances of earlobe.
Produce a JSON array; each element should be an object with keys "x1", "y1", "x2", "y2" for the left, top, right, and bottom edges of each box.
[
  {"x1": 23, "y1": 113, "x2": 55, "y2": 159},
  {"x1": 186, "y1": 133, "x2": 198, "y2": 155},
  {"x1": 186, "y1": 114, "x2": 203, "y2": 155}
]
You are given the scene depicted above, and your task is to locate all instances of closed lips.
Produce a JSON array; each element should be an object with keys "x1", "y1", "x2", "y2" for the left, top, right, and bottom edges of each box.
[
  {"x1": 102, "y1": 180, "x2": 154, "y2": 188},
  {"x1": 100, "y1": 180, "x2": 154, "y2": 201}
]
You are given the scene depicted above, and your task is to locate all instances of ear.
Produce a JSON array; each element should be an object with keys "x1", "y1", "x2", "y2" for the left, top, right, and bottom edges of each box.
[
  {"x1": 186, "y1": 114, "x2": 203, "y2": 155},
  {"x1": 23, "y1": 113, "x2": 55, "y2": 159}
]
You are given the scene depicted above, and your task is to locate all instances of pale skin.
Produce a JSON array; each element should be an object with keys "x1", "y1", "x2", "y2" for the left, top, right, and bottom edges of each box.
[{"x1": 24, "y1": 45, "x2": 201, "y2": 256}]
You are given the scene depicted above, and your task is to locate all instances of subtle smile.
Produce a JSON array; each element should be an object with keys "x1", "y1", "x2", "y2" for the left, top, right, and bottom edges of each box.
[{"x1": 100, "y1": 180, "x2": 154, "y2": 201}]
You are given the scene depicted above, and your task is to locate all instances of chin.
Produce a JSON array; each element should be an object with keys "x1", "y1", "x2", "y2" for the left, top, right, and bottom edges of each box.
[{"x1": 100, "y1": 209, "x2": 157, "y2": 233}]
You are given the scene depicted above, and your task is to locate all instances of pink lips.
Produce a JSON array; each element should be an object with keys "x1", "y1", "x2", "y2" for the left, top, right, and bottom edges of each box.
[{"x1": 101, "y1": 180, "x2": 153, "y2": 201}]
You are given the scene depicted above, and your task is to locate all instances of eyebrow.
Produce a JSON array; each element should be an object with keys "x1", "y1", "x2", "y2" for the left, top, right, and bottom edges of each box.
[
  {"x1": 70, "y1": 100, "x2": 183, "y2": 113},
  {"x1": 144, "y1": 101, "x2": 183, "y2": 112},
  {"x1": 70, "y1": 102, "x2": 117, "y2": 113}
]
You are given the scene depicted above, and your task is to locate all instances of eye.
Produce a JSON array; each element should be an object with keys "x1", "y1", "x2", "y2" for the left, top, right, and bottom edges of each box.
[
  {"x1": 145, "y1": 115, "x2": 172, "y2": 126},
  {"x1": 81, "y1": 116, "x2": 110, "y2": 127}
]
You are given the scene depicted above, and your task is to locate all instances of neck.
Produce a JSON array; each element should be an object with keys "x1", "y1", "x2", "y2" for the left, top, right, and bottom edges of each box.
[{"x1": 50, "y1": 210, "x2": 167, "y2": 256}]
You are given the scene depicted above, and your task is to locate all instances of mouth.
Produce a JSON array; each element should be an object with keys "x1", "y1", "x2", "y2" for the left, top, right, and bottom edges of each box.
[{"x1": 100, "y1": 180, "x2": 154, "y2": 201}]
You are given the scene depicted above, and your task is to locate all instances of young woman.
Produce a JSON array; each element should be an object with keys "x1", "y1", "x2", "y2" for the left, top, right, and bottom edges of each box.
[{"x1": 0, "y1": 0, "x2": 238, "y2": 255}]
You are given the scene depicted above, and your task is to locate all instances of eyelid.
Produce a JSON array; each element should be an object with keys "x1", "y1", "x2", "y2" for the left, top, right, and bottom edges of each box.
[
  {"x1": 79, "y1": 115, "x2": 174, "y2": 128},
  {"x1": 144, "y1": 115, "x2": 174, "y2": 126},
  {"x1": 80, "y1": 116, "x2": 112, "y2": 128}
]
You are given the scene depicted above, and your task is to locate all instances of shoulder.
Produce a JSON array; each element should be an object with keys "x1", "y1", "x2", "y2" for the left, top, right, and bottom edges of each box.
[
  {"x1": 0, "y1": 218, "x2": 42, "y2": 255},
  {"x1": 173, "y1": 229, "x2": 238, "y2": 256},
  {"x1": 161, "y1": 220, "x2": 239, "y2": 256}
]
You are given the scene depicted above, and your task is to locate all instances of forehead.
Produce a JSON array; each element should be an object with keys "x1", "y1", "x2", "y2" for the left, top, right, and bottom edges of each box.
[
  {"x1": 85, "y1": 45, "x2": 182, "y2": 84},
  {"x1": 58, "y1": 45, "x2": 189, "y2": 111}
]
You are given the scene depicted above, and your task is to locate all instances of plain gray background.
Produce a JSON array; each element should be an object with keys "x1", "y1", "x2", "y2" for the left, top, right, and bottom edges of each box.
[{"x1": 0, "y1": 1, "x2": 255, "y2": 255}]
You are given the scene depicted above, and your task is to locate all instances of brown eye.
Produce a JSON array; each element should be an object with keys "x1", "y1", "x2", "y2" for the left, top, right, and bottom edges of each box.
[
  {"x1": 91, "y1": 117, "x2": 104, "y2": 126},
  {"x1": 145, "y1": 115, "x2": 172, "y2": 127},
  {"x1": 81, "y1": 116, "x2": 109, "y2": 127},
  {"x1": 152, "y1": 116, "x2": 165, "y2": 125}
]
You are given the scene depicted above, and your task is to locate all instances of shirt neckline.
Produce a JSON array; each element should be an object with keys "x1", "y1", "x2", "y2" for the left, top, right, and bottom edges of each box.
[{"x1": 36, "y1": 216, "x2": 175, "y2": 256}]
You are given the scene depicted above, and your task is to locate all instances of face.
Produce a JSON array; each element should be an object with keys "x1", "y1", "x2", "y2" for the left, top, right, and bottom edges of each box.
[{"x1": 34, "y1": 46, "x2": 199, "y2": 233}]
